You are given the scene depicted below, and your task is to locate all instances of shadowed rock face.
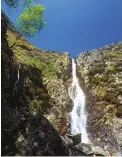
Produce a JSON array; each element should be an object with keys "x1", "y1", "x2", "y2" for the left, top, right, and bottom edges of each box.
[
  {"x1": 76, "y1": 43, "x2": 122, "y2": 154},
  {"x1": 14, "y1": 114, "x2": 69, "y2": 156}
]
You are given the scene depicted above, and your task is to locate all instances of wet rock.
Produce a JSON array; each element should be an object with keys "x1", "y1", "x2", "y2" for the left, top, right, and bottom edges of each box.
[
  {"x1": 91, "y1": 146, "x2": 108, "y2": 156},
  {"x1": 72, "y1": 143, "x2": 92, "y2": 155},
  {"x1": 66, "y1": 133, "x2": 81, "y2": 145},
  {"x1": 70, "y1": 143, "x2": 108, "y2": 156},
  {"x1": 69, "y1": 147, "x2": 87, "y2": 156},
  {"x1": 61, "y1": 135, "x2": 73, "y2": 147}
]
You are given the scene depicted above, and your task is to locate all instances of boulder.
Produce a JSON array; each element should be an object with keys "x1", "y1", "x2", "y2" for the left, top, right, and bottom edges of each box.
[
  {"x1": 66, "y1": 133, "x2": 81, "y2": 146},
  {"x1": 15, "y1": 114, "x2": 69, "y2": 156},
  {"x1": 72, "y1": 143, "x2": 92, "y2": 155},
  {"x1": 91, "y1": 146, "x2": 108, "y2": 156},
  {"x1": 61, "y1": 135, "x2": 73, "y2": 147}
]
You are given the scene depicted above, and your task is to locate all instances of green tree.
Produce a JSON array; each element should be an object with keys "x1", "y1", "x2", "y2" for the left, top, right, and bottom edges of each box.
[
  {"x1": 10, "y1": 4, "x2": 46, "y2": 47},
  {"x1": 17, "y1": 5, "x2": 45, "y2": 37}
]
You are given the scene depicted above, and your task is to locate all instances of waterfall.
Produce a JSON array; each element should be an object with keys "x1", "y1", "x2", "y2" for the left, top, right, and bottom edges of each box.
[
  {"x1": 13, "y1": 69, "x2": 20, "y2": 96},
  {"x1": 69, "y1": 59, "x2": 89, "y2": 144}
]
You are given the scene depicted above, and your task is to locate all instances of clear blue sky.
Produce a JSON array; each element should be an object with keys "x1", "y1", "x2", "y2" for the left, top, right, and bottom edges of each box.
[{"x1": 2, "y1": 0, "x2": 122, "y2": 57}]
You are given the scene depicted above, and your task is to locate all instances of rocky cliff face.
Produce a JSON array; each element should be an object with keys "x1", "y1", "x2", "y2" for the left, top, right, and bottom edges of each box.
[
  {"x1": 6, "y1": 23, "x2": 72, "y2": 131},
  {"x1": 76, "y1": 43, "x2": 122, "y2": 154},
  {"x1": 1, "y1": 12, "x2": 71, "y2": 155}
]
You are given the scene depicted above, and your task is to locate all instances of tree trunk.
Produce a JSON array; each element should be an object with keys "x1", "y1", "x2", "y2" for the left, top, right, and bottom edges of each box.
[{"x1": 9, "y1": 33, "x2": 22, "y2": 48}]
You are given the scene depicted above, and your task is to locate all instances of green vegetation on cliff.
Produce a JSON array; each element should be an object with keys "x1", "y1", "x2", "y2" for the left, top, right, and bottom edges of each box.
[
  {"x1": 6, "y1": 25, "x2": 71, "y2": 130},
  {"x1": 76, "y1": 42, "x2": 122, "y2": 153},
  {"x1": 7, "y1": 28, "x2": 70, "y2": 80}
]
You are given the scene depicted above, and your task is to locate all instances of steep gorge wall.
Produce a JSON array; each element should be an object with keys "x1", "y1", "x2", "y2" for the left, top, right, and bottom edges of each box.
[
  {"x1": 6, "y1": 20, "x2": 72, "y2": 131},
  {"x1": 1, "y1": 12, "x2": 71, "y2": 155},
  {"x1": 76, "y1": 43, "x2": 122, "y2": 154}
]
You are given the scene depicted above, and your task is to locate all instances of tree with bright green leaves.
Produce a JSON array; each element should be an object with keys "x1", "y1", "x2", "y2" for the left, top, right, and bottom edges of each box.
[
  {"x1": 3, "y1": 0, "x2": 46, "y2": 47},
  {"x1": 9, "y1": 4, "x2": 46, "y2": 47},
  {"x1": 17, "y1": 5, "x2": 46, "y2": 37}
]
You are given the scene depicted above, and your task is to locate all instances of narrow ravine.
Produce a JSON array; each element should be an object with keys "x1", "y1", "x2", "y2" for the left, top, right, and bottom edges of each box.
[{"x1": 69, "y1": 59, "x2": 89, "y2": 144}]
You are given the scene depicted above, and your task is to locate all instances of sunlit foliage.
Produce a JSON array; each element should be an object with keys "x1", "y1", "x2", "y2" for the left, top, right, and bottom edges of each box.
[{"x1": 17, "y1": 5, "x2": 46, "y2": 37}]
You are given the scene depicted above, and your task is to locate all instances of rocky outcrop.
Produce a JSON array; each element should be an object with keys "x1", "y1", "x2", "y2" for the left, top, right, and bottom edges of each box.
[{"x1": 76, "y1": 43, "x2": 122, "y2": 155}]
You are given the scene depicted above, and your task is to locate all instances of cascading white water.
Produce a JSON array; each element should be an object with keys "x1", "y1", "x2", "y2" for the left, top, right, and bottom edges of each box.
[
  {"x1": 13, "y1": 69, "x2": 20, "y2": 96},
  {"x1": 69, "y1": 59, "x2": 89, "y2": 144},
  {"x1": 18, "y1": 69, "x2": 20, "y2": 80}
]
